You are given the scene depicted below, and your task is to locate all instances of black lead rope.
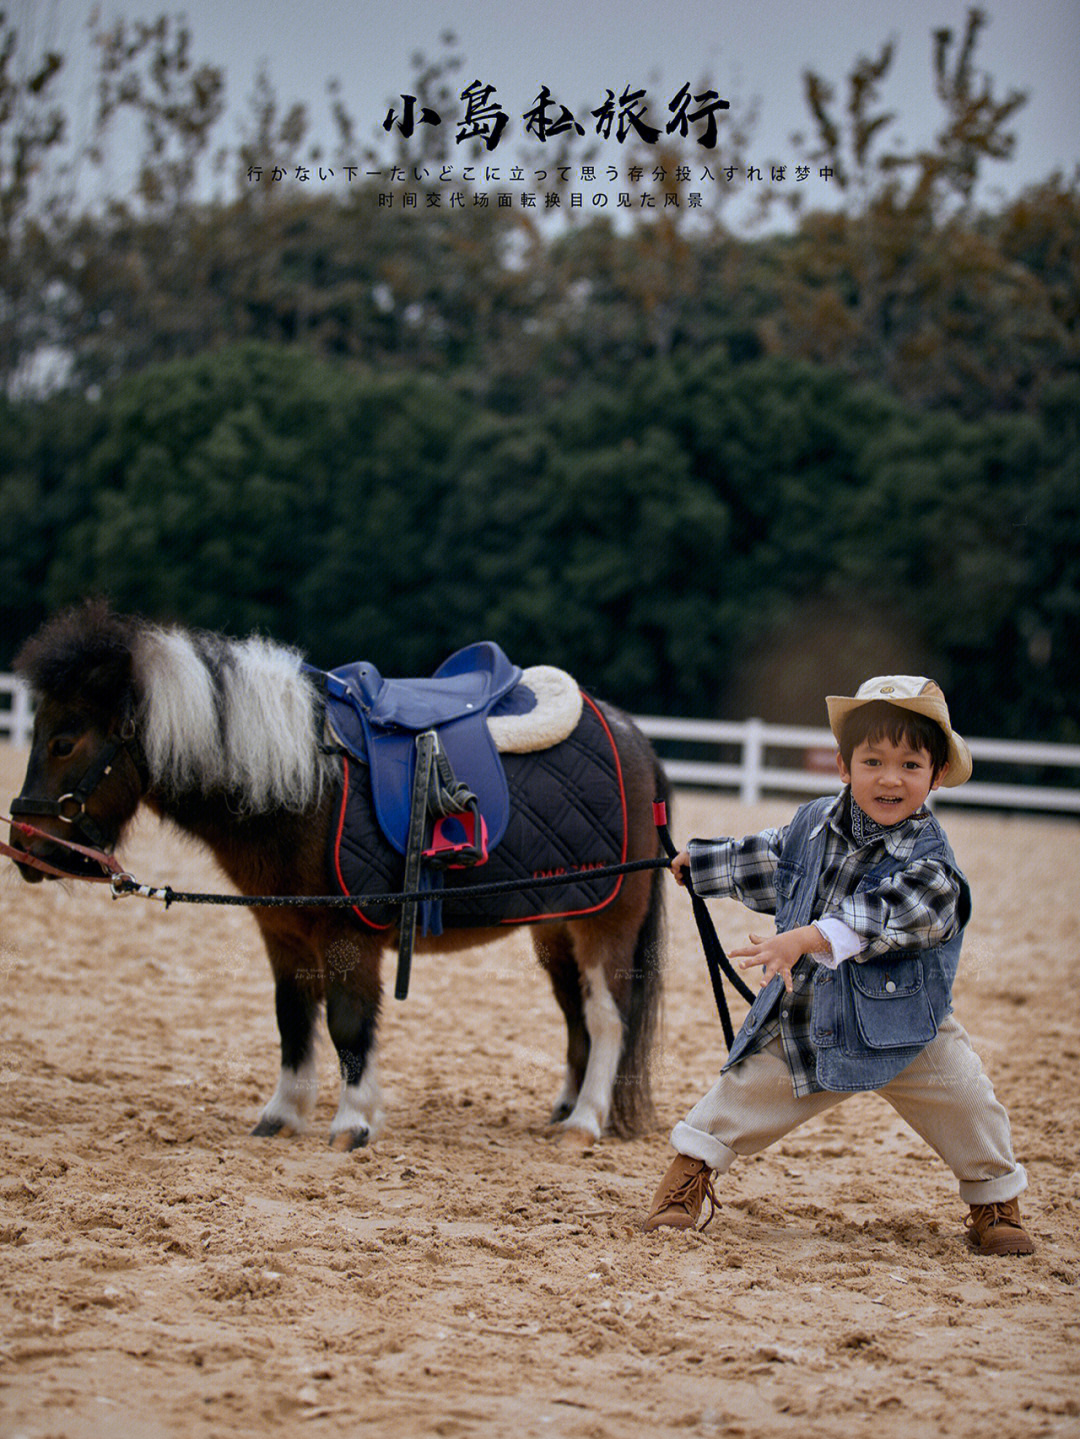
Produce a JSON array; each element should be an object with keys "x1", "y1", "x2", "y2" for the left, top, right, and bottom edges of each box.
[
  {"x1": 109, "y1": 801, "x2": 753, "y2": 1045},
  {"x1": 652, "y1": 800, "x2": 755, "y2": 1049},
  {"x1": 111, "y1": 855, "x2": 670, "y2": 908}
]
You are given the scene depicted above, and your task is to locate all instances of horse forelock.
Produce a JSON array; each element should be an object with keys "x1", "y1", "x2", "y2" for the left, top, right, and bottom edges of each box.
[
  {"x1": 133, "y1": 624, "x2": 323, "y2": 813},
  {"x1": 14, "y1": 599, "x2": 137, "y2": 711}
]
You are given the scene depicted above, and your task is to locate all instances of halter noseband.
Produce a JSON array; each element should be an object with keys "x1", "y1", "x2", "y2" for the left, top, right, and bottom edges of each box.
[{"x1": 10, "y1": 704, "x2": 143, "y2": 852}]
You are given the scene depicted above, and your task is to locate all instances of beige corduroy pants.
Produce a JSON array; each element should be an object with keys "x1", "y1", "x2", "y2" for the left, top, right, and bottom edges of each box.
[{"x1": 669, "y1": 1017, "x2": 1027, "y2": 1205}]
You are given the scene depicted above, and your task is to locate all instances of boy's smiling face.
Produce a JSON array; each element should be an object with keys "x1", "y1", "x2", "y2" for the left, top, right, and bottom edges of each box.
[{"x1": 836, "y1": 735, "x2": 948, "y2": 827}]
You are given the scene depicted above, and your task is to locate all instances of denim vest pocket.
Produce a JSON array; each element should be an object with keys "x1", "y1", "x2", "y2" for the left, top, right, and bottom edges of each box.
[
  {"x1": 846, "y1": 957, "x2": 937, "y2": 1051},
  {"x1": 774, "y1": 860, "x2": 803, "y2": 904}
]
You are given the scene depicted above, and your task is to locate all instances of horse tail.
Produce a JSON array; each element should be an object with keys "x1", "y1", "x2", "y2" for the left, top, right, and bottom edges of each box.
[{"x1": 609, "y1": 753, "x2": 669, "y2": 1139}]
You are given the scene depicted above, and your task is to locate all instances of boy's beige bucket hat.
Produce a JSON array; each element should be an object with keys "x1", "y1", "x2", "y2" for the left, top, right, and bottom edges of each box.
[{"x1": 826, "y1": 676, "x2": 973, "y2": 786}]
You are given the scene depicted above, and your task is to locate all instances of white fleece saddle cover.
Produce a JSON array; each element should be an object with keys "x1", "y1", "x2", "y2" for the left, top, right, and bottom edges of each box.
[{"x1": 487, "y1": 665, "x2": 583, "y2": 753}]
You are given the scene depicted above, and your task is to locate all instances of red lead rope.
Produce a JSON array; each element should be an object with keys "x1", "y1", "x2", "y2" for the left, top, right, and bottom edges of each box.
[{"x1": 0, "y1": 814, "x2": 128, "y2": 883}]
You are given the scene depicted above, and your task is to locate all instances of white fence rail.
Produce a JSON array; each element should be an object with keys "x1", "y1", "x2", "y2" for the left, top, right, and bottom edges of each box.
[
  {"x1": 1, "y1": 674, "x2": 1077, "y2": 814},
  {"x1": 633, "y1": 715, "x2": 1080, "y2": 814},
  {"x1": 0, "y1": 674, "x2": 35, "y2": 749}
]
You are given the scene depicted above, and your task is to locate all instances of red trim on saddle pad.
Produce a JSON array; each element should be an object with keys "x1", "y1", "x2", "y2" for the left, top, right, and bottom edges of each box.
[{"x1": 333, "y1": 758, "x2": 393, "y2": 930}]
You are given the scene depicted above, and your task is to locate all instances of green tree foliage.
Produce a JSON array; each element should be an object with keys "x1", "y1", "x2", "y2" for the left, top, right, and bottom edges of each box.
[
  {"x1": 2, "y1": 344, "x2": 1075, "y2": 742},
  {"x1": 1, "y1": 6, "x2": 1075, "y2": 420},
  {"x1": 22, "y1": 346, "x2": 475, "y2": 671},
  {"x1": 0, "y1": 9, "x2": 1076, "y2": 744},
  {"x1": 761, "y1": 8, "x2": 1074, "y2": 418}
]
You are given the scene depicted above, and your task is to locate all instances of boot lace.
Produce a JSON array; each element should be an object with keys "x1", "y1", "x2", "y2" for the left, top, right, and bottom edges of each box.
[
  {"x1": 669, "y1": 1166, "x2": 720, "y2": 1230},
  {"x1": 966, "y1": 1201, "x2": 1019, "y2": 1233}
]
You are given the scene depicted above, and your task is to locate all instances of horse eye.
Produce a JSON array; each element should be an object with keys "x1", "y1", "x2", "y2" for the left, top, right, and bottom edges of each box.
[{"x1": 50, "y1": 737, "x2": 76, "y2": 758}]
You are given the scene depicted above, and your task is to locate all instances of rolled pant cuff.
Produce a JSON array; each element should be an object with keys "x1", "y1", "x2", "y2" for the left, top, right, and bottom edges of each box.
[
  {"x1": 670, "y1": 1121, "x2": 737, "y2": 1175},
  {"x1": 959, "y1": 1164, "x2": 1028, "y2": 1206}
]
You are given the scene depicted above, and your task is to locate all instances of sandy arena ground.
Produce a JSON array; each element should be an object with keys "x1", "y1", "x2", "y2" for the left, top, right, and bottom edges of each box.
[{"x1": 0, "y1": 742, "x2": 1078, "y2": 1438}]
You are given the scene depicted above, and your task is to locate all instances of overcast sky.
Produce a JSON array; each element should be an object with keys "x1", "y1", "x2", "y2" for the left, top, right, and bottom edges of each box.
[{"x1": 16, "y1": 0, "x2": 1080, "y2": 222}]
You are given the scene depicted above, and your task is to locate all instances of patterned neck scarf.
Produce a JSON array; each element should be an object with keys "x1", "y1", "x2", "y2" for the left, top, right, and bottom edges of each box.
[{"x1": 847, "y1": 795, "x2": 889, "y2": 848}]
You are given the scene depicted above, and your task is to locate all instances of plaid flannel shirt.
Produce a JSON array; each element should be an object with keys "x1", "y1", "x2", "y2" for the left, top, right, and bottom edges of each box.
[{"x1": 687, "y1": 790, "x2": 964, "y2": 1096}]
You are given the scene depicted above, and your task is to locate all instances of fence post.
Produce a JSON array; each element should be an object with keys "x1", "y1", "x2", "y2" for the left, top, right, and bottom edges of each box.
[
  {"x1": 741, "y1": 717, "x2": 763, "y2": 805},
  {"x1": 10, "y1": 679, "x2": 34, "y2": 747}
]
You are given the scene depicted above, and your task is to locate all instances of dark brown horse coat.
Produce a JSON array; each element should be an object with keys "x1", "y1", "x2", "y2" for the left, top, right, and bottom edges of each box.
[{"x1": 8, "y1": 601, "x2": 668, "y2": 1151}]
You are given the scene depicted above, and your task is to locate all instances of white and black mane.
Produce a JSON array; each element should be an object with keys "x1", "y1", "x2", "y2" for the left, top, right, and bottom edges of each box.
[{"x1": 17, "y1": 599, "x2": 328, "y2": 817}]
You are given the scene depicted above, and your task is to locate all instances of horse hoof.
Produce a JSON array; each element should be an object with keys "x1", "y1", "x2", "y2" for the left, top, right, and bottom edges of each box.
[
  {"x1": 555, "y1": 1125, "x2": 597, "y2": 1150},
  {"x1": 329, "y1": 1128, "x2": 370, "y2": 1152},
  {"x1": 549, "y1": 1101, "x2": 575, "y2": 1124},
  {"x1": 252, "y1": 1117, "x2": 298, "y2": 1139}
]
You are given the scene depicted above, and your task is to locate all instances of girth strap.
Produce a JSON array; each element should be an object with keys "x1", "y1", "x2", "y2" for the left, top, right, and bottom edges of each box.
[
  {"x1": 395, "y1": 733, "x2": 434, "y2": 1001},
  {"x1": 394, "y1": 730, "x2": 481, "y2": 1001}
]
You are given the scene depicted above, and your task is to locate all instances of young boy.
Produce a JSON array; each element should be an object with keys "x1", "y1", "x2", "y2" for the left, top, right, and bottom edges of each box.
[{"x1": 644, "y1": 676, "x2": 1034, "y2": 1256}]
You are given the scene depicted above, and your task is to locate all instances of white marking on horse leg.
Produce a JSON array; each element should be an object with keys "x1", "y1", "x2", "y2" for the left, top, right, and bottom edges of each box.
[
  {"x1": 329, "y1": 1051, "x2": 385, "y2": 1151},
  {"x1": 255, "y1": 1054, "x2": 318, "y2": 1136},
  {"x1": 560, "y1": 967, "x2": 624, "y2": 1142}
]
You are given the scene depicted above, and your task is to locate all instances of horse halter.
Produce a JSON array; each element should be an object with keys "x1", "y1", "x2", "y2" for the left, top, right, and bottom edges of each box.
[{"x1": 10, "y1": 704, "x2": 143, "y2": 852}]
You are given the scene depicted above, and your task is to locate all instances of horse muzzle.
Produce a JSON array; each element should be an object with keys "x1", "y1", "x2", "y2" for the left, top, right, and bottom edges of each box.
[
  {"x1": 4, "y1": 816, "x2": 117, "y2": 882},
  {"x1": 6, "y1": 829, "x2": 47, "y2": 883}
]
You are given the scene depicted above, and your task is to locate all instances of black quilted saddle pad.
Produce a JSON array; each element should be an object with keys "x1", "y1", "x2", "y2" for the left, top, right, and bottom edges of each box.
[{"x1": 330, "y1": 693, "x2": 627, "y2": 932}]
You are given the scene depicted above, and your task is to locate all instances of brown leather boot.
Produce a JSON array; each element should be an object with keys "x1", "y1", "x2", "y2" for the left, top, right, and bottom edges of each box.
[
  {"x1": 965, "y1": 1198, "x2": 1035, "y2": 1255},
  {"x1": 643, "y1": 1153, "x2": 718, "y2": 1232}
]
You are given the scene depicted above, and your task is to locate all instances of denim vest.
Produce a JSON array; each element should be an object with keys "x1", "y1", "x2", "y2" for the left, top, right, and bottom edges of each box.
[{"x1": 722, "y1": 794, "x2": 971, "y2": 1092}]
